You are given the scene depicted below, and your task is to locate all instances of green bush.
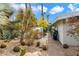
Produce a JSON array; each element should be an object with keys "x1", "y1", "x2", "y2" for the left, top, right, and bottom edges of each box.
[
  {"x1": 2, "y1": 30, "x2": 20, "y2": 40},
  {"x1": 3, "y1": 31, "x2": 12, "y2": 39}
]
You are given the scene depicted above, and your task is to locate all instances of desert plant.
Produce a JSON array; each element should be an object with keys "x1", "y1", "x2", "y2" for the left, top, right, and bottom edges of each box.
[
  {"x1": 38, "y1": 17, "x2": 48, "y2": 32},
  {"x1": 0, "y1": 4, "x2": 13, "y2": 40},
  {"x1": 42, "y1": 45, "x2": 47, "y2": 50},
  {"x1": 21, "y1": 41, "x2": 26, "y2": 46},
  {"x1": 20, "y1": 47, "x2": 26, "y2": 56},
  {"x1": 26, "y1": 40, "x2": 33, "y2": 46},
  {"x1": 4, "y1": 39, "x2": 10, "y2": 43},
  {"x1": 0, "y1": 43, "x2": 7, "y2": 48},
  {"x1": 37, "y1": 4, "x2": 48, "y2": 33},
  {"x1": 13, "y1": 46, "x2": 20, "y2": 52},
  {"x1": 36, "y1": 42, "x2": 40, "y2": 47},
  {"x1": 63, "y1": 44, "x2": 69, "y2": 49}
]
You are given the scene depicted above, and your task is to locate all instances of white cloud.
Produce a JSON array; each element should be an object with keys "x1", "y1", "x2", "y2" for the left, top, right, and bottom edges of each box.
[
  {"x1": 74, "y1": 3, "x2": 79, "y2": 5},
  {"x1": 49, "y1": 6, "x2": 64, "y2": 14},
  {"x1": 68, "y1": 4, "x2": 79, "y2": 12},
  {"x1": 11, "y1": 4, "x2": 25, "y2": 11},
  {"x1": 31, "y1": 5, "x2": 48, "y2": 13},
  {"x1": 37, "y1": 5, "x2": 47, "y2": 12},
  {"x1": 11, "y1": 4, "x2": 20, "y2": 10},
  {"x1": 68, "y1": 4, "x2": 75, "y2": 11},
  {"x1": 20, "y1": 4, "x2": 25, "y2": 9},
  {"x1": 76, "y1": 8, "x2": 79, "y2": 11},
  {"x1": 11, "y1": 4, "x2": 48, "y2": 13},
  {"x1": 31, "y1": 6, "x2": 38, "y2": 12}
]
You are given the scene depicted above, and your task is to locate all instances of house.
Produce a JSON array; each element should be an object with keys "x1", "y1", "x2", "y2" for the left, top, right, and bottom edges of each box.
[
  {"x1": 52, "y1": 12, "x2": 79, "y2": 46},
  {"x1": 32, "y1": 27, "x2": 43, "y2": 32}
]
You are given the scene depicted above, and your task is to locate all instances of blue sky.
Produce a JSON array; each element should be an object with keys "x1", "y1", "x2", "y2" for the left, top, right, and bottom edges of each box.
[{"x1": 11, "y1": 3, "x2": 79, "y2": 23}]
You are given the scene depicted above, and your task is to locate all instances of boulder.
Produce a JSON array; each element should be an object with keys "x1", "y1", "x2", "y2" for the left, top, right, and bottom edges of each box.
[{"x1": 24, "y1": 51, "x2": 42, "y2": 56}]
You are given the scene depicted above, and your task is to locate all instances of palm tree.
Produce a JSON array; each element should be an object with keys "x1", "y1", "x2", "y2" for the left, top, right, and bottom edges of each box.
[{"x1": 40, "y1": 3, "x2": 43, "y2": 16}]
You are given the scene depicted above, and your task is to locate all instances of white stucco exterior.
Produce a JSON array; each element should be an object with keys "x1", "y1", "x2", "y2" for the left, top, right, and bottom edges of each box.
[
  {"x1": 53, "y1": 12, "x2": 79, "y2": 46},
  {"x1": 57, "y1": 21, "x2": 79, "y2": 46},
  {"x1": 57, "y1": 21, "x2": 64, "y2": 44},
  {"x1": 64, "y1": 24, "x2": 79, "y2": 46}
]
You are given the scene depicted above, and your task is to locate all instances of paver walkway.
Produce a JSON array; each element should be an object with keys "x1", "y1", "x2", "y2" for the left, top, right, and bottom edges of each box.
[
  {"x1": 48, "y1": 33, "x2": 79, "y2": 56},
  {"x1": 48, "y1": 33, "x2": 64, "y2": 56}
]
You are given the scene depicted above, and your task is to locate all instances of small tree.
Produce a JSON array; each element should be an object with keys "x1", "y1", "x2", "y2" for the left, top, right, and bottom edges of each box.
[
  {"x1": 38, "y1": 17, "x2": 48, "y2": 32},
  {"x1": 38, "y1": 4, "x2": 48, "y2": 33},
  {"x1": 15, "y1": 3, "x2": 37, "y2": 44}
]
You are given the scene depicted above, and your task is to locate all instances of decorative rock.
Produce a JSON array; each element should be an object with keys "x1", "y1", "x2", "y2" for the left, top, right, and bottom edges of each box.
[
  {"x1": 24, "y1": 51, "x2": 42, "y2": 56},
  {"x1": 38, "y1": 36, "x2": 48, "y2": 48}
]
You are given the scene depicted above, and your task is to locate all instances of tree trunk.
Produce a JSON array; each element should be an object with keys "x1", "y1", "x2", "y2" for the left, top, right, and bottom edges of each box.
[
  {"x1": 20, "y1": 3, "x2": 27, "y2": 43},
  {"x1": 0, "y1": 29, "x2": 3, "y2": 40},
  {"x1": 20, "y1": 30, "x2": 24, "y2": 43}
]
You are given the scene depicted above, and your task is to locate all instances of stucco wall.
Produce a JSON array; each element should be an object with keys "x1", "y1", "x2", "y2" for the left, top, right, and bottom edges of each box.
[
  {"x1": 57, "y1": 21, "x2": 64, "y2": 44},
  {"x1": 63, "y1": 23, "x2": 79, "y2": 46},
  {"x1": 58, "y1": 22, "x2": 79, "y2": 46}
]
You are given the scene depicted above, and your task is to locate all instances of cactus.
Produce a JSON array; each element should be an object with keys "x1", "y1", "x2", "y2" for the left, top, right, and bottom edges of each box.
[
  {"x1": 0, "y1": 43, "x2": 7, "y2": 48},
  {"x1": 21, "y1": 41, "x2": 26, "y2": 46},
  {"x1": 36, "y1": 42, "x2": 40, "y2": 47},
  {"x1": 63, "y1": 44, "x2": 69, "y2": 49},
  {"x1": 20, "y1": 47, "x2": 27, "y2": 56},
  {"x1": 13, "y1": 46, "x2": 20, "y2": 52},
  {"x1": 42, "y1": 45, "x2": 47, "y2": 50}
]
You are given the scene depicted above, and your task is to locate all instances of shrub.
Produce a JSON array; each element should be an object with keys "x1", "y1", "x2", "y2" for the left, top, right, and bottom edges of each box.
[
  {"x1": 77, "y1": 53, "x2": 79, "y2": 56},
  {"x1": 42, "y1": 45, "x2": 47, "y2": 50},
  {"x1": 26, "y1": 40, "x2": 33, "y2": 46},
  {"x1": 0, "y1": 44, "x2": 7, "y2": 48},
  {"x1": 4, "y1": 40, "x2": 9, "y2": 42},
  {"x1": 20, "y1": 48, "x2": 26, "y2": 56},
  {"x1": 63, "y1": 44, "x2": 69, "y2": 49},
  {"x1": 21, "y1": 41, "x2": 26, "y2": 46},
  {"x1": 26, "y1": 43, "x2": 31, "y2": 46},
  {"x1": 13, "y1": 46, "x2": 20, "y2": 52},
  {"x1": 36, "y1": 42, "x2": 40, "y2": 47}
]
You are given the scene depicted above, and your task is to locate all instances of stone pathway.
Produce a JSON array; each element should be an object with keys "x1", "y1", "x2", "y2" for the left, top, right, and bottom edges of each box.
[
  {"x1": 48, "y1": 33, "x2": 79, "y2": 56},
  {"x1": 48, "y1": 33, "x2": 64, "y2": 56}
]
